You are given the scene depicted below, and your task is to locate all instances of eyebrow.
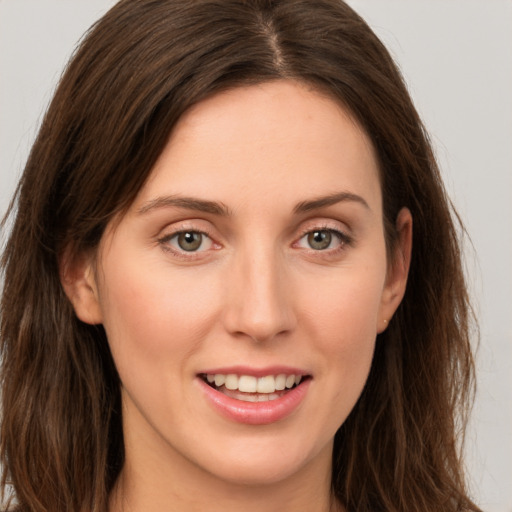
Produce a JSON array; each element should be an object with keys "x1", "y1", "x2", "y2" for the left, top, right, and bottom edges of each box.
[
  {"x1": 137, "y1": 190, "x2": 369, "y2": 217},
  {"x1": 293, "y1": 191, "x2": 370, "y2": 214},
  {"x1": 137, "y1": 195, "x2": 231, "y2": 216}
]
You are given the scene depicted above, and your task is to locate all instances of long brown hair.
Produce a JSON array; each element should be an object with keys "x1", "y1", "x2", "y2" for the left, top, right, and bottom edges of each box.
[{"x1": 1, "y1": 1, "x2": 480, "y2": 511}]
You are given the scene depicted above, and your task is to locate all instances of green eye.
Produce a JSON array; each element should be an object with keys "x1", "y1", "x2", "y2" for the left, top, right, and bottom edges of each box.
[
  {"x1": 176, "y1": 232, "x2": 204, "y2": 251},
  {"x1": 159, "y1": 229, "x2": 215, "y2": 256},
  {"x1": 307, "y1": 230, "x2": 333, "y2": 250}
]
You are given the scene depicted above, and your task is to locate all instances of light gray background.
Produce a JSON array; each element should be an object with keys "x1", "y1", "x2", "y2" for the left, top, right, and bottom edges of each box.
[{"x1": 1, "y1": 1, "x2": 511, "y2": 511}]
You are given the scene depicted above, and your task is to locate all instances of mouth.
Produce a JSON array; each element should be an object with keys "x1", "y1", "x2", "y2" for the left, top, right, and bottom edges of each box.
[
  {"x1": 199, "y1": 372, "x2": 310, "y2": 403},
  {"x1": 197, "y1": 369, "x2": 312, "y2": 425}
]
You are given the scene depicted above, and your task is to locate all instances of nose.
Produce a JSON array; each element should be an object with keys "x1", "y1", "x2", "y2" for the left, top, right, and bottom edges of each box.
[{"x1": 222, "y1": 244, "x2": 296, "y2": 343}]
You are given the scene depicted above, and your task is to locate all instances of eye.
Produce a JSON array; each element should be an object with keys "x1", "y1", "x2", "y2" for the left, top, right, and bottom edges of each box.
[
  {"x1": 296, "y1": 229, "x2": 348, "y2": 251},
  {"x1": 164, "y1": 231, "x2": 213, "y2": 252},
  {"x1": 306, "y1": 230, "x2": 333, "y2": 250}
]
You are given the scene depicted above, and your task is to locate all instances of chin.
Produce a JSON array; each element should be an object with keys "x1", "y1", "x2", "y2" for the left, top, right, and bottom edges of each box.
[{"x1": 187, "y1": 431, "x2": 333, "y2": 488}]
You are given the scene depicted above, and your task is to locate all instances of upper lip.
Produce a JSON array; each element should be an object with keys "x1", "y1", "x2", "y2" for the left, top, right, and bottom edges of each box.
[{"x1": 198, "y1": 365, "x2": 311, "y2": 378}]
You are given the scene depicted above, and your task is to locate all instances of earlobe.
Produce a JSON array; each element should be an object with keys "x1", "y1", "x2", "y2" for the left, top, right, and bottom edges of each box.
[
  {"x1": 377, "y1": 207, "x2": 413, "y2": 333},
  {"x1": 59, "y1": 248, "x2": 103, "y2": 325}
]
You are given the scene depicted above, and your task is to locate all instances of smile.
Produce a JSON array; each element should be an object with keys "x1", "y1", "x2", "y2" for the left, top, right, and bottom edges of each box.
[
  {"x1": 201, "y1": 373, "x2": 304, "y2": 402},
  {"x1": 197, "y1": 370, "x2": 311, "y2": 425}
]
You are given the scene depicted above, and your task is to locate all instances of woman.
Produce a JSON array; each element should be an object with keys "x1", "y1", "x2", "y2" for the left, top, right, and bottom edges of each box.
[{"x1": 0, "y1": 1, "x2": 481, "y2": 511}]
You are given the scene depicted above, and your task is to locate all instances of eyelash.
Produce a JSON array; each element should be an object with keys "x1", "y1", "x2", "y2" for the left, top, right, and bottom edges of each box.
[
  {"x1": 295, "y1": 225, "x2": 353, "y2": 255},
  {"x1": 157, "y1": 228, "x2": 217, "y2": 260},
  {"x1": 157, "y1": 225, "x2": 353, "y2": 259}
]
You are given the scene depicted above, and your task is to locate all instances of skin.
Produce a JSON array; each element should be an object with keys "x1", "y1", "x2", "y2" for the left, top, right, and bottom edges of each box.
[{"x1": 63, "y1": 80, "x2": 412, "y2": 512}]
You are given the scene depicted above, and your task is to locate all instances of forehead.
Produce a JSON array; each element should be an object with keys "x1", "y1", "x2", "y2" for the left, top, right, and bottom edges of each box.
[{"x1": 135, "y1": 80, "x2": 381, "y2": 214}]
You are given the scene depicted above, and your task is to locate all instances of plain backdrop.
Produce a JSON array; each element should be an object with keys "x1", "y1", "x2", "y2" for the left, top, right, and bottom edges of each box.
[{"x1": 1, "y1": 1, "x2": 511, "y2": 511}]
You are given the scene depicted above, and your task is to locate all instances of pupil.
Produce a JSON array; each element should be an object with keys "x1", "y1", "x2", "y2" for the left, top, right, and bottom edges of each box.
[
  {"x1": 178, "y1": 232, "x2": 202, "y2": 251},
  {"x1": 308, "y1": 230, "x2": 331, "y2": 250}
]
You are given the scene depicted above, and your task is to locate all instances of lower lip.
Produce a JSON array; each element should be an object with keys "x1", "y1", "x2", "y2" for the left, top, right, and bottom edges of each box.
[{"x1": 197, "y1": 377, "x2": 311, "y2": 425}]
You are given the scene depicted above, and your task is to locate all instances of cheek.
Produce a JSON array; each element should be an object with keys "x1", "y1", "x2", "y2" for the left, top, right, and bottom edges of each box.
[
  {"x1": 297, "y1": 265, "x2": 385, "y2": 385},
  {"x1": 285, "y1": 267, "x2": 385, "y2": 439},
  {"x1": 97, "y1": 255, "x2": 222, "y2": 378},
  {"x1": 300, "y1": 266, "x2": 385, "y2": 341}
]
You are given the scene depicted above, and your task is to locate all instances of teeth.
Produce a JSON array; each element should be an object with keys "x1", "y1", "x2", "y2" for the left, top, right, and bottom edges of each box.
[
  {"x1": 257, "y1": 375, "x2": 275, "y2": 393},
  {"x1": 214, "y1": 374, "x2": 225, "y2": 387},
  {"x1": 225, "y1": 374, "x2": 238, "y2": 390},
  {"x1": 239, "y1": 375, "x2": 257, "y2": 393},
  {"x1": 204, "y1": 373, "x2": 304, "y2": 394},
  {"x1": 275, "y1": 374, "x2": 286, "y2": 390}
]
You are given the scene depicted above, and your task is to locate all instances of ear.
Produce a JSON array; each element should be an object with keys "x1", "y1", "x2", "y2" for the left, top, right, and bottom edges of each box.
[
  {"x1": 377, "y1": 207, "x2": 413, "y2": 333},
  {"x1": 59, "y1": 247, "x2": 103, "y2": 325}
]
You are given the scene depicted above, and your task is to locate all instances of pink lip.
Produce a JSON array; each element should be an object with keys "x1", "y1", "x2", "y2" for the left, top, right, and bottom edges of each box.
[{"x1": 197, "y1": 375, "x2": 311, "y2": 425}]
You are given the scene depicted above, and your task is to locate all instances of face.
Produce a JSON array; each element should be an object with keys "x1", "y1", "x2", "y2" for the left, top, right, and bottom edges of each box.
[{"x1": 67, "y1": 80, "x2": 410, "y2": 489}]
